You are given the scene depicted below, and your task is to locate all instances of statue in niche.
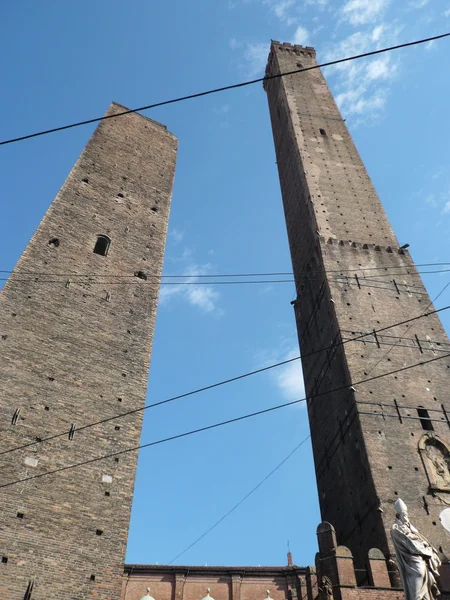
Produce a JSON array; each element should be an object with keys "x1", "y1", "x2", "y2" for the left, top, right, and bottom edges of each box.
[
  {"x1": 391, "y1": 498, "x2": 441, "y2": 600},
  {"x1": 420, "y1": 435, "x2": 450, "y2": 492}
]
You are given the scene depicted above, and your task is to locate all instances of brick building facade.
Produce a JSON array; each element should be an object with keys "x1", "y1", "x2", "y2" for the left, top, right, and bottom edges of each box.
[
  {"x1": 2, "y1": 41, "x2": 450, "y2": 600},
  {"x1": 0, "y1": 103, "x2": 177, "y2": 599},
  {"x1": 263, "y1": 40, "x2": 450, "y2": 571}
]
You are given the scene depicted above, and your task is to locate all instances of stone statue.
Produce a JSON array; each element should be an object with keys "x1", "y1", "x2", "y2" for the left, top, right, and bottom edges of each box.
[
  {"x1": 202, "y1": 588, "x2": 214, "y2": 600},
  {"x1": 318, "y1": 576, "x2": 333, "y2": 598},
  {"x1": 391, "y1": 498, "x2": 441, "y2": 600},
  {"x1": 140, "y1": 587, "x2": 156, "y2": 600}
]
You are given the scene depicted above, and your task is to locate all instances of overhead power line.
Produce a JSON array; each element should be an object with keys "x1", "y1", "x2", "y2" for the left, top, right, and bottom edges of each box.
[
  {"x1": 167, "y1": 435, "x2": 311, "y2": 564},
  {"x1": 167, "y1": 277, "x2": 450, "y2": 561},
  {"x1": 2, "y1": 270, "x2": 450, "y2": 292},
  {"x1": 1, "y1": 351, "x2": 449, "y2": 491},
  {"x1": 1, "y1": 32, "x2": 449, "y2": 147},
  {"x1": 1, "y1": 304, "x2": 449, "y2": 460},
  {"x1": 2, "y1": 262, "x2": 450, "y2": 278}
]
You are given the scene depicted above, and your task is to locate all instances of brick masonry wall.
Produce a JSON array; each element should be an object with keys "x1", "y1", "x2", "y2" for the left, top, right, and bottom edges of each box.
[
  {"x1": 264, "y1": 41, "x2": 450, "y2": 568},
  {"x1": 0, "y1": 103, "x2": 177, "y2": 599},
  {"x1": 121, "y1": 566, "x2": 308, "y2": 600}
]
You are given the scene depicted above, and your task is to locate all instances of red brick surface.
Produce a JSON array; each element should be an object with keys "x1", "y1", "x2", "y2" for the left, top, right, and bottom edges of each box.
[{"x1": 0, "y1": 103, "x2": 177, "y2": 599}]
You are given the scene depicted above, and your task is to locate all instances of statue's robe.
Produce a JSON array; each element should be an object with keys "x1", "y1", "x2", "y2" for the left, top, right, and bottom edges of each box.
[{"x1": 391, "y1": 520, "x2": 441, "y2": 600}]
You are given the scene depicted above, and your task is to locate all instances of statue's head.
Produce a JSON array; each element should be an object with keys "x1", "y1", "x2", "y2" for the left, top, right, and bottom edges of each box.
[{"x1": 394, "y1": 498, "x2": 410, "y2": 524}]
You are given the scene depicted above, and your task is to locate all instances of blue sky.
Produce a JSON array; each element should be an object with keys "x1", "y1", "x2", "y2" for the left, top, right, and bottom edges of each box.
[{"x1": 2, "y1": 0, "x2": 450, "y2": 569}]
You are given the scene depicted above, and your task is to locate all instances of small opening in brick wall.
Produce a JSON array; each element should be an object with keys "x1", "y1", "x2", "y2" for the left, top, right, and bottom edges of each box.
[
  {"x1": 48, "y1": 238, "x2": 60, "y2": 248},
  {"x1": 95, "y1": 529, "x2": 103, "y2": 536},
  {"x1": 44, "y1": 406, "x2": 49, "y2": 411},
  {"x1": 415, "y1": 467, "x2": 419, "y2": 471},
  {"x1": 48, "y1": 376, "x2": 55, "y2": 382},
  {"x1": 105, "y1": 491, "x2": 110, "y2": 497},
  {"x1": 320, "y1": 128, "x2": 327, "y2": 136},
  {"x1": 2, "y1": 556, "x2": 8, "y2": 564},
  {"x1": 117, "y1": 192, "x2": 124, "y2": 198},
  {"x1": 90, "y1": 574, "x2": 96, "y2": 582},
  {"x1": 117, "y1": 398, "x2": 122, "y2": 402},
  {"x1": 433, "y1": 521, "x2": 437, "y2": 526},
  {"x1": 114, "y1": 457, "x2": 119, "y2": 462},
  {"x1": 82, "y1": 177, "x2": 89, "y2": 183},
  {"x1": 134, "y1": 270, "x2": 148, "y2": 280},
  {"x1": 17, "y1": 512, "x2": 24, "y2": 519},
  {"x1": 115, "y1": 426, "x2": 120, "y2": 431},
  {"x1": 388, "y1": 466, "x2": 392, "y2": 470}
]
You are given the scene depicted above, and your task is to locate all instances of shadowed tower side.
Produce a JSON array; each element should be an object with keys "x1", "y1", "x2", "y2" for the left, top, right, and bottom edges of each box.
[
  {"x1": 264, "y1": 41, "x2": 450, "y2": 569},
  {"x1": 0, "y1": 103, "x2": 177, "y2": 599}
]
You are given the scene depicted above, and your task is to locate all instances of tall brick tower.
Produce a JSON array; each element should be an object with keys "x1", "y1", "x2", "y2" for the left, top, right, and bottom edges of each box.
[
  {"x1": 0, "y1": 103, "x2": 177, "y2": 599},
  {"x1": 264, "y1": 42, "x2": 450, "y2": 568}
]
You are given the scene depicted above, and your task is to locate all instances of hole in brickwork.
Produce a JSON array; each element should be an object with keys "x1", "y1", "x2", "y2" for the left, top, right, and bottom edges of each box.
[
  {"x1": 114, "y1": 426, "x2": 120, "y2": 431},
  {"x1": 17, "y1": 512, "x2": 24, "y2": 519},
  {"x1": 117, "y1": 192, "x2": 124, "y2": 198},
  {"x1": 48, "y1": 238, "x2": 60, "y2": 247},
  {"x1": 105, "y1": 491, "x2": 110, "y2": 497},
  {"x1": 418, "y1": 407, "x2": 434, "y2": 431},
  {"x1": 433, "y1": 521, "x2": 437, "y2": 526},
  {"x1": 93, "y1": 235, "x2": 110, "y2": 257},
  {"x1": 151, "y1": 206, "x2": 158, "y2": 213},
  {"x1": 82, "y1": 177, "x2": 89, "y2": 183},
  {"x1": 2, "y1": 334, "x2": 7, "y2": 340},
  {"x1": 48, "y1": 376, "x2": 55, "y2": 382},
  {"x1": 114, "y1": 457, "x2": 119, "y2": 463},
  {"x1": 95, "y1": 529, "x2": 103, "y2": 536},
  {"x1": 134, "y1": 271, "x2": 147, "y2": 280},
  {"x1": 388, "y1": 466, "x2": 392, "y2": 470},
  {"x1": 117, "y1": 398, "x2": 123, "y2": 403},
  {"x1": 1, "y1": 556, "x2": 7, "y2": 564},
  {"x1": 415, "y1": 467, "x2": 419, "y2": 471},
  {"x1": 90, "y1": 574, "x2": 96, "y2": 582}
]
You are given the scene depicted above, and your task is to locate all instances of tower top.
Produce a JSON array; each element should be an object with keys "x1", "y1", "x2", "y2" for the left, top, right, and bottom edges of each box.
[{"x1": 263, "y1": 41, "x2": 316, "y2": 90}]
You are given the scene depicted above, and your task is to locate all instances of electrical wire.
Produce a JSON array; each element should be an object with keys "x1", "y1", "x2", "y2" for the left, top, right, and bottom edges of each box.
[
  {"x1": 1, "y1": 32, "x2": 449, "y2": 147},
  {"x1": 1, "y1": 262, "x2": 450, "y2": 278},
  {"x1": 1, "y1": 304, "x2": 449, "y2": 459},
  {"x1": 167, "y1": 435, "x2": 311, "y2": 564},
  {"x1": 2, "y1": 270, "x2": 450, "y2": 290},
  {"x1": 1, "y1": 351, "x2": 449, "y2": 490}
]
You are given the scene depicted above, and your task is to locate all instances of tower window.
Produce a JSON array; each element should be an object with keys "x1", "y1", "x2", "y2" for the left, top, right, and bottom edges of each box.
[
  {"x1": 320, "y1": 128, "x2": 327, "y2": 136},
  {"x1": 418, "y1": 407, "x2": 434, "y2": 431},
  {"x1": 93, "y1": 235, "x2": 111, "y2": 257}
]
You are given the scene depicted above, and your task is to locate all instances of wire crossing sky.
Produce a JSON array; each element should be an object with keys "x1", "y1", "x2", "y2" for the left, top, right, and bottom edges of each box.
[
  {"x1": 3, "y1": 0, "x2": 450, "y2": 568},
  {"x1": 0, "y1": 32, "x2": 449, "y2": 147}
]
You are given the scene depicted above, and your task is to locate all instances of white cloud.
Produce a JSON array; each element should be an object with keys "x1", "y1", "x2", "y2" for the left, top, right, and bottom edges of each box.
[
  {"x1": 425, "y1": 40, "x2": 437, "y2": 51},
  {"x1": 341, "y1": 0, "x2": 390, "y2": 25},
  {"x1": 425, "y1": 194, "x2": 437, "y2": 208},
  {"x1": 292, "y1": 25, "x2": 309, "y2": 45},
  {"x1": 169, "y1": 228, "x2": 184, "y2": 244},
  {"x1": 324, "y1": 24, "x2": 401, "y2": 122},
  {"x1": 445, "y1": 9, "x2": 450, "y2": 17},
  {"x1": 275, "y1": 347, "x2": 306, "y2": 401},
  {"x1": 409, "y1": 0, "x2": 429, "y2": 7},
  {"x1": 256, "y1": 341, "x2": 305, "y2": 402},
  {"x1": 159, "y1": 262, "x2": 223, "y2": 316},
  {"x1": 264, "y1": 0, "x2": 297, "y2": 25},
  {"x1": 443, "y1": 201, "x2": 450, "y2": 214},
  {"x1": 232, "y1": 41, "x2": 269, "y2": 76}
]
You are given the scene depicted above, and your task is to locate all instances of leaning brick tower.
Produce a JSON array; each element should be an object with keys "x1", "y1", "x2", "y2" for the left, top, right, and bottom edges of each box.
[
  {"x1": 0, "y1": 103, "x2": 177, "y2": 599},
  {"x1": 264, "y1": 42, "x2": 450, "y2": 568}
]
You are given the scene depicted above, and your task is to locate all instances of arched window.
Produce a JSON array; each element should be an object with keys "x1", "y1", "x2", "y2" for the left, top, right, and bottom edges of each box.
[{"x1": 93, "y1": 235, "x2": 110, "y2": 257}]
